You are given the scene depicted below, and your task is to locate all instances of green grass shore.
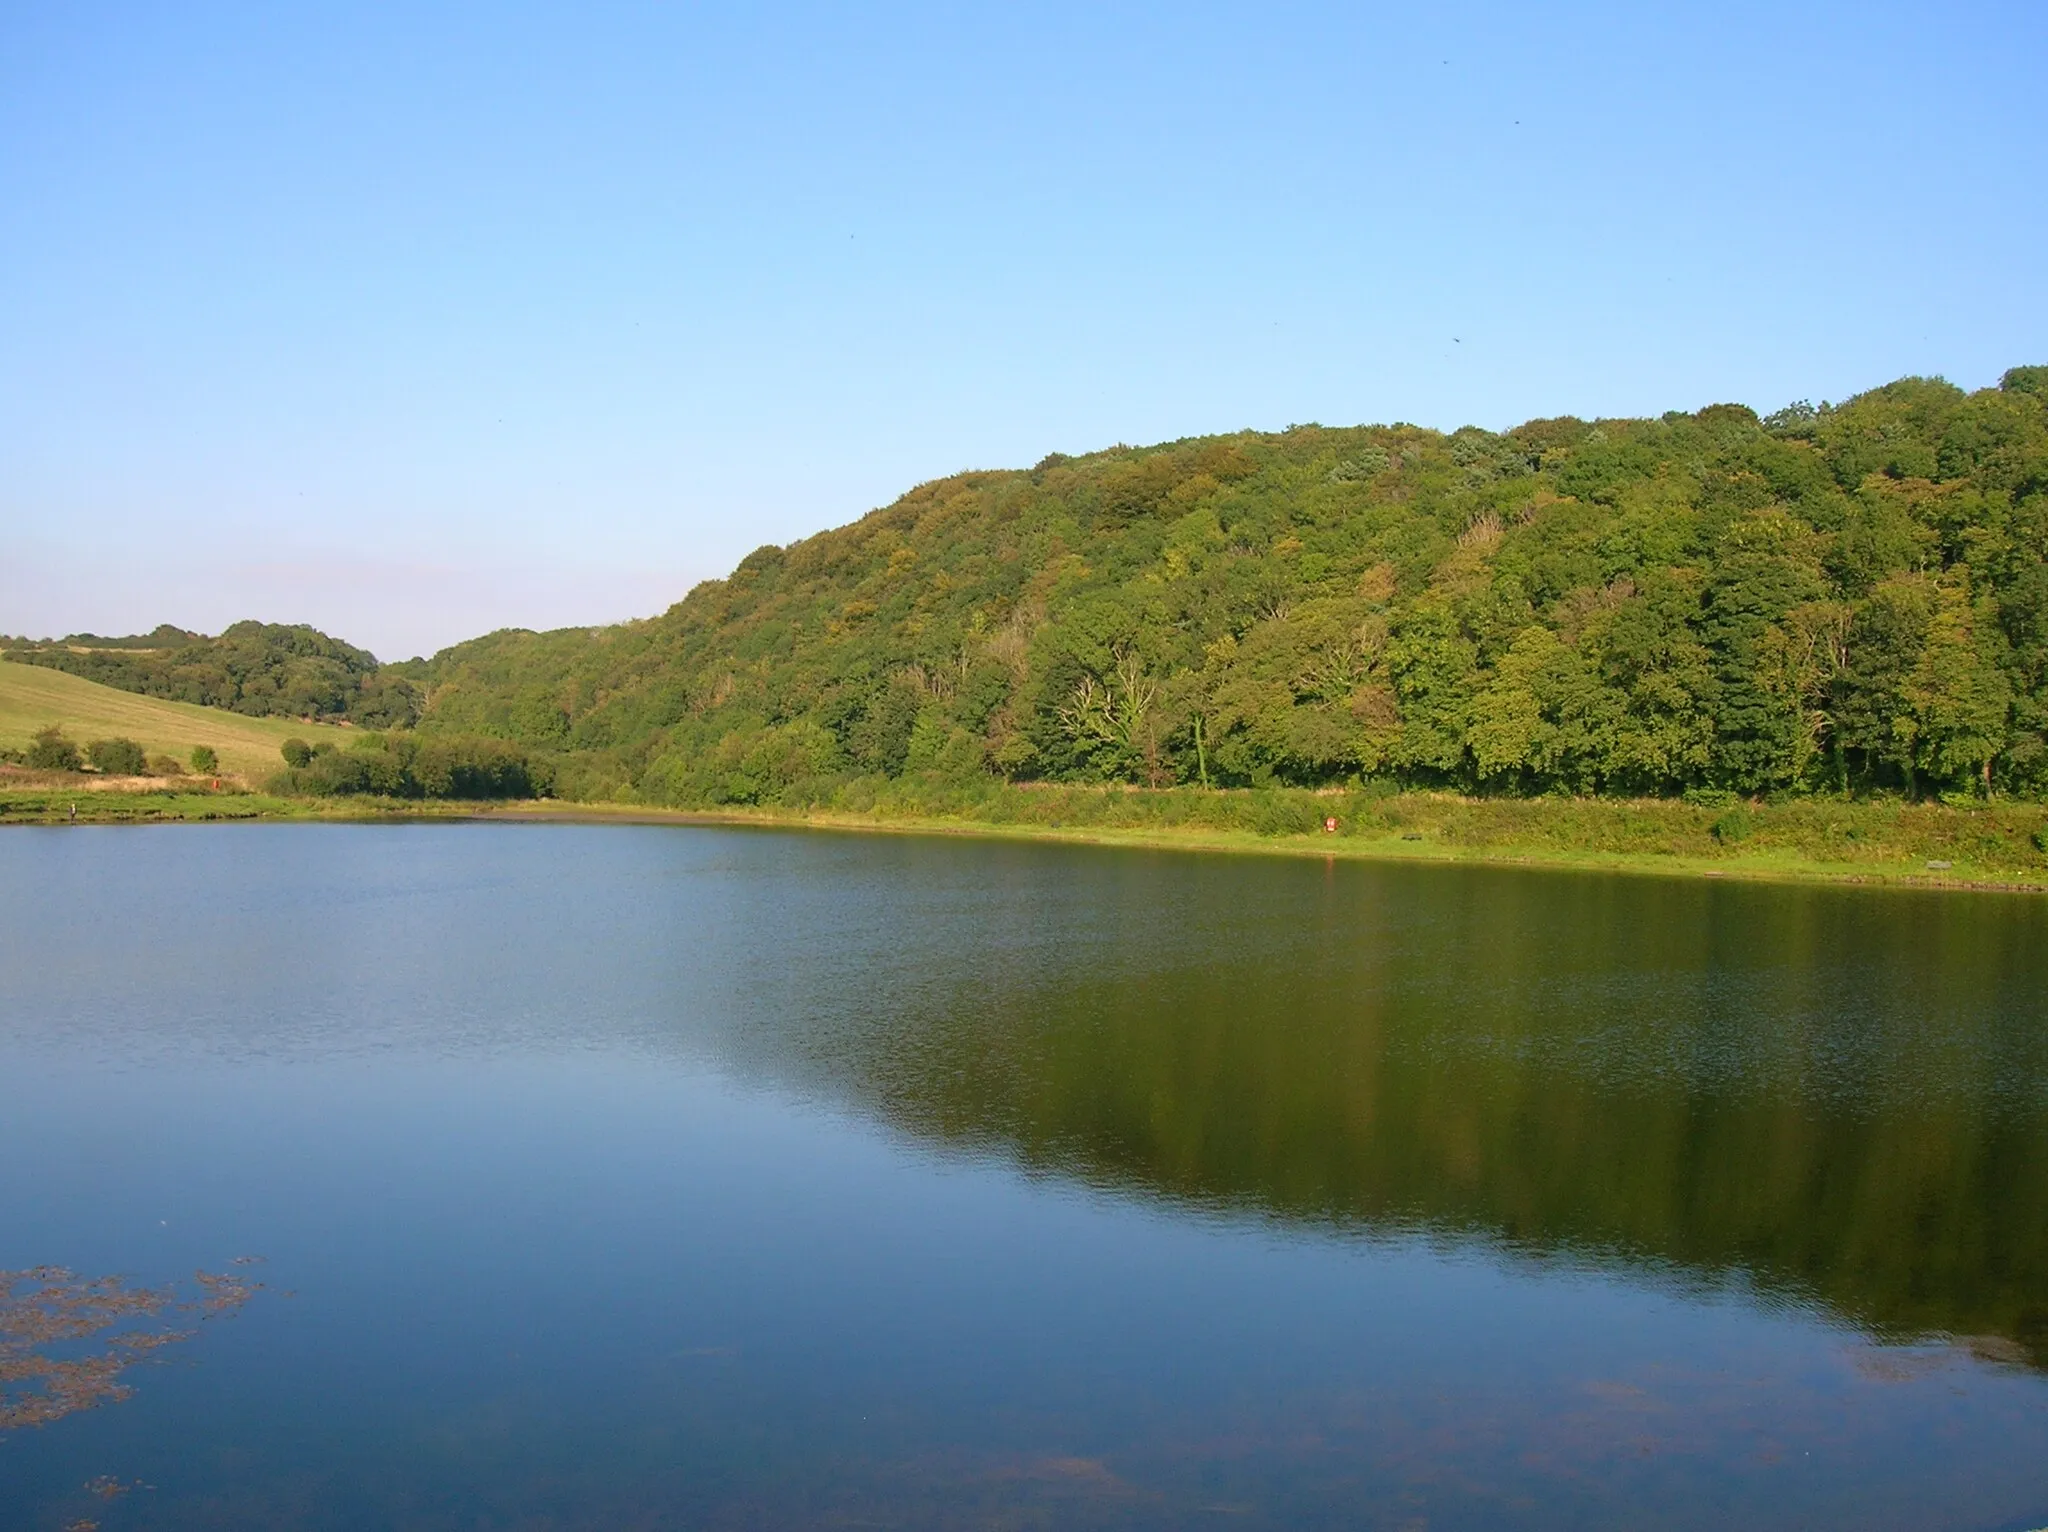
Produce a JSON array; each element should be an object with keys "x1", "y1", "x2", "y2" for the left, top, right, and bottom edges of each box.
[
  {"x1": 10, "y1": 778, "x2": 2048, "y2": 893},
  {"x1": 476, "y1": 788, "x2": 2048, "y2": 894},
  {"x1": 0, "y1": 785, "x2": 470, "y2": 827}
]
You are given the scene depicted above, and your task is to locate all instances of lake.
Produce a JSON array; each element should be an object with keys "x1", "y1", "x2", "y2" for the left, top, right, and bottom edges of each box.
[{"x1": 2, "y1": 823, "x2": 2046, "y2": 1530}]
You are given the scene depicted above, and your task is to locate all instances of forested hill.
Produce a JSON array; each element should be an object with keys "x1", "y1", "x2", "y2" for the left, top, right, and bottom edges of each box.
[
  {"x1": 3, "y1": 622, "x2": 421, "y2": 727},
  {"x1": 414, "y1": 367, "x2": 2048, "y2": 805}
]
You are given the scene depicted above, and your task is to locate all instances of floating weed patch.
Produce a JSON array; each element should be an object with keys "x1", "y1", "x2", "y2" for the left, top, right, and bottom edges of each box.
[{"x1": 0, "y1": 1263, "x2": 262, "y2": 1432}]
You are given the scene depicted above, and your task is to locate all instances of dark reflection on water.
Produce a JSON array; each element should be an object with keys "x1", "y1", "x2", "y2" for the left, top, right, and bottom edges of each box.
[
  {"x1": 730, "y1": 848, "x2": 2048, "y2": 1365},
  {"x1": 1, "y1": 823, "x2": 2046, "y2": 1530}
]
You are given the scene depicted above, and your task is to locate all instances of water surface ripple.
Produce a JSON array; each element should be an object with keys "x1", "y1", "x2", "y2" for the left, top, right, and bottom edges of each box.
[{"x1": 2, "y1": 823, "x2": 2045, "y2": 1529}]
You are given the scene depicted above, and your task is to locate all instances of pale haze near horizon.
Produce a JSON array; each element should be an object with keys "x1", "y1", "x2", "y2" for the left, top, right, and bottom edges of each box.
[{"x1": 3, "y1": 2, "x2": 2043, "y2": 661}]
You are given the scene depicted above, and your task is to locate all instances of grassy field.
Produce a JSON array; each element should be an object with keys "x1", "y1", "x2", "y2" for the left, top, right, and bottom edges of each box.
[{"x1": 0, "y1": 657, "x2": 355, "y2": 782}]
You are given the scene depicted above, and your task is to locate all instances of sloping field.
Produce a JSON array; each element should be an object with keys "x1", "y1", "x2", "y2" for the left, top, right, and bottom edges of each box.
[{"x1": 0, "y1": 658, "x2": 355, "y2": 781}]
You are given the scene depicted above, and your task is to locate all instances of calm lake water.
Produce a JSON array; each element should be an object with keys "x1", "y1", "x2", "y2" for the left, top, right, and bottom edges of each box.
[{"x1": 3, "y1": 824, "x2": 2047, "y2": 1530}]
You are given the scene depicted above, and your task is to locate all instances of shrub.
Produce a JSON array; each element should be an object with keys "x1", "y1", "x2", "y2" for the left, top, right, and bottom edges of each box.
[
  {"x1": 190, "y1": 745, "x2": 218, "y2": 773},
  {"x1": 275, "y1": 734, "x2": 551, "y2": 801},
  {"x1": 146, "y1": 754, "x2": 185, "y2": 776},
  {"x1": 87, "y1": 738, "x2": 150, "y2": 775},
  {"x1": 1245, "y1": 791, "x2": 1322, "y2": 837},
  {"x1": 1711, "y1": 807, "x2": 1754, "y2": 844},
  {"x1": 280, "y1": 737, "x2": 314, "y2": 768},
  {"x1": 2033, "y1": 826, "x2": 2048, "y2": 856},
  {"x1": 407, "y1": 736, "x2": 546, "y2": 799},
  {"x1": 298, "y1": 749, "x2": 374, "y2": 795},
  {"x1": 26, "y1": 727, "x2": 83, "y2": 772}
]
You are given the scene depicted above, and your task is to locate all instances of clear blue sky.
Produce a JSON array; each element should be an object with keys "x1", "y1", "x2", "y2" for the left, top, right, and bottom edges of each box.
[{"x1": 4, "y1": 2, "x2": 2043, "y2": 659}]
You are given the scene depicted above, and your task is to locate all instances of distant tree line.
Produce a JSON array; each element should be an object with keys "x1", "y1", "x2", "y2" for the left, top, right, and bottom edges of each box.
[
  {"x1": 407, "y1": 368, "x2": 2048, "y2": 807},
  {"x1": 4, "y1": 621, "x2": 421, "y2": 727},
  {"x1": 4, "y1": 720, "x2": 546, "y2": 799},
  {"x1": 3, "y1": 726, "x2": 203, "y2": 778},
  {"x1": 273, "y1": 734, "x2": 549, "y2": 800}
]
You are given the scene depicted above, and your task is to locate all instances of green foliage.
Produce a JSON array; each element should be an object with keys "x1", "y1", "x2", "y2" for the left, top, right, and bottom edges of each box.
[
  {"x1": 189, "y1": 745, "x2": 219, "y2": 773},
  {"x1": 1711, "y1": 806, "x2": 1753, "y2": 843},
  {"x1": 7, "y1": 621, "x2": 421, "y2": 726},
  {"x1": 85, "y1": 737, "x2": 149, "y2": 775},
  {"x1": 280, "y1": 737, "x2": 315, "y2": 768},
  {"x1": 25, "y1": 726, "x2": 83, "y2": 772},
  {"x1": 408, "y1": 369, "x2": 2048, "y2": 808},
  {"x1": 274, "y1": 733, "x2": 551, "y2": 801}
]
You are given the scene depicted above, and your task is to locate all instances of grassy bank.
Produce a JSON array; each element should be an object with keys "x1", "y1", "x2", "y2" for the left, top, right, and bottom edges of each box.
[
  {"x1": 12, "y1": 771, "x2": 2048, "y2": 891},
  {"x1": 0, "y1": 785, "x2": 475, "y2": 826},
  {"x1": 479, "y1": 780, "x2": 2048, "y2": 892},
  {"x1": 0, "y1": 786, "x2": 307, "y2": 825}
]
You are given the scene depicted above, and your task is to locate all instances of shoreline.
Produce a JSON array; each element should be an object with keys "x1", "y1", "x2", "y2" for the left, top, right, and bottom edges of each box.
[
  {"x1": 6, "y1": 786, "x2": 2046, "y2": 895},
  {"x1": 470, "y1": 799, "x2": 2048, "y2": 896}
]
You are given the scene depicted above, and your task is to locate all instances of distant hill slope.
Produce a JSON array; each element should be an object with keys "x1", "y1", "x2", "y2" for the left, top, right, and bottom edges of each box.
[
  {"x1": 0, "y1": 659, "x2": 353, "y2": 781},
  {"x1": 3, "y1": 621, "x2": 420, "y2": 727},
  {"x1": 413, "y1": 368, "x2": 2048, "y2": 806}
]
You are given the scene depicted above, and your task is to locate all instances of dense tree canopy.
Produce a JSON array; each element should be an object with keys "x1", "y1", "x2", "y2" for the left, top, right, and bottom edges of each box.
[
  {"x1": 410, "y1": 369, "x2": 2048, "y2": 806},
  {"x1": 4, "y1": 622, "x2": 421, "y2": 727},
  {"x1": 272, "y1": 733, "x2": 548, "y2": 800}
]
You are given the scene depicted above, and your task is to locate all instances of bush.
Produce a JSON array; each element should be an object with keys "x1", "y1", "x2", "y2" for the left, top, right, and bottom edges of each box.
[
  {"x1": 2033, "y1": 826, "x2": 2048, "y2": 856},
  {"x1": 190, "y1": 745, "x2": 218, "y2": 773},
  {"x1": 275, "y1": 734, "x2": 550, "y2": 801},
  {"x1": 280, "y1": 737, "x2": 315, "y2": 768},
  {"x1": 1244, "y1": 791, "x2": 1323, "y2": 837},
  {"x1": 298, "y1": 749, "x2": 375, "y2": 795},
  {"x1": 26, "y1": 727, "x2": 83, "y2": 772},
  {"x1": 146, "y1": 754, "x2": 185, "y2": 776},
  {"x1": 87, "y1": 738, "x2": 150, "y2": 775},
  {"x1": 1711, "y1": 807, "x2": 1754, "y2": 844}
]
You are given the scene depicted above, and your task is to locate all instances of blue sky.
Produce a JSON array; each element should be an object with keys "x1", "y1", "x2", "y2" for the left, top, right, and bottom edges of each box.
[{"x1": 4, "y1": 2, "x2": 2043, "y2": 659}]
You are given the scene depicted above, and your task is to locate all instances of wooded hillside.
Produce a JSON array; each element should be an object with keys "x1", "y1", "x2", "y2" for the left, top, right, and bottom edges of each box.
[
  {"x1": 4, "y1": 621, "x2": 421, "y2": 727},
  {"x1": 412, "y1": 369, "x2": 2048, "y2": 807}
]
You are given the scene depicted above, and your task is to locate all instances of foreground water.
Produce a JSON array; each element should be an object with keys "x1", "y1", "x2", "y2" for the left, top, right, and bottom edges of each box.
[{"x1": 1, "y1": 825, "x2": 2045, "y2": 1530}]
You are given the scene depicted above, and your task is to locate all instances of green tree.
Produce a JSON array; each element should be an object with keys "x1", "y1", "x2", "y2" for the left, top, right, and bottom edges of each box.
[
  {"x1": 1467, "y1": 626, "x2": 1558, "y2": 784},
  {"x1": 26, "y1": 726, "x2": 83, "y2": 772},
  {"x1": 1700, "y1": 513, "x2": 1828, "y2": 792},
  {"x1": 86, "y1": 738, "x2": 149, "y2": 775},
  {"x1": 1903, "y1": 585, "x2": 2012, "y2": 794},
  {"x1": 356, "y1": 368, "x2": 2045, "y2": 810},
  {"x1": 1755, "y1": 602, "x2": 1851, "y2": 788},
  {"x1": 1055, "y1": 646, "x2": 1162, "y2": 783},
  {"x1": 1833, "y1": 578, "x2": 1934, "y2": 792}
]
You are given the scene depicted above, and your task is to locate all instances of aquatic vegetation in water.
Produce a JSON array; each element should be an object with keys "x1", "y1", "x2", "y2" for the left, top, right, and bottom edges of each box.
[{"x1": 0, "y1": 1263, "x2": 262, "y2": 1432}]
